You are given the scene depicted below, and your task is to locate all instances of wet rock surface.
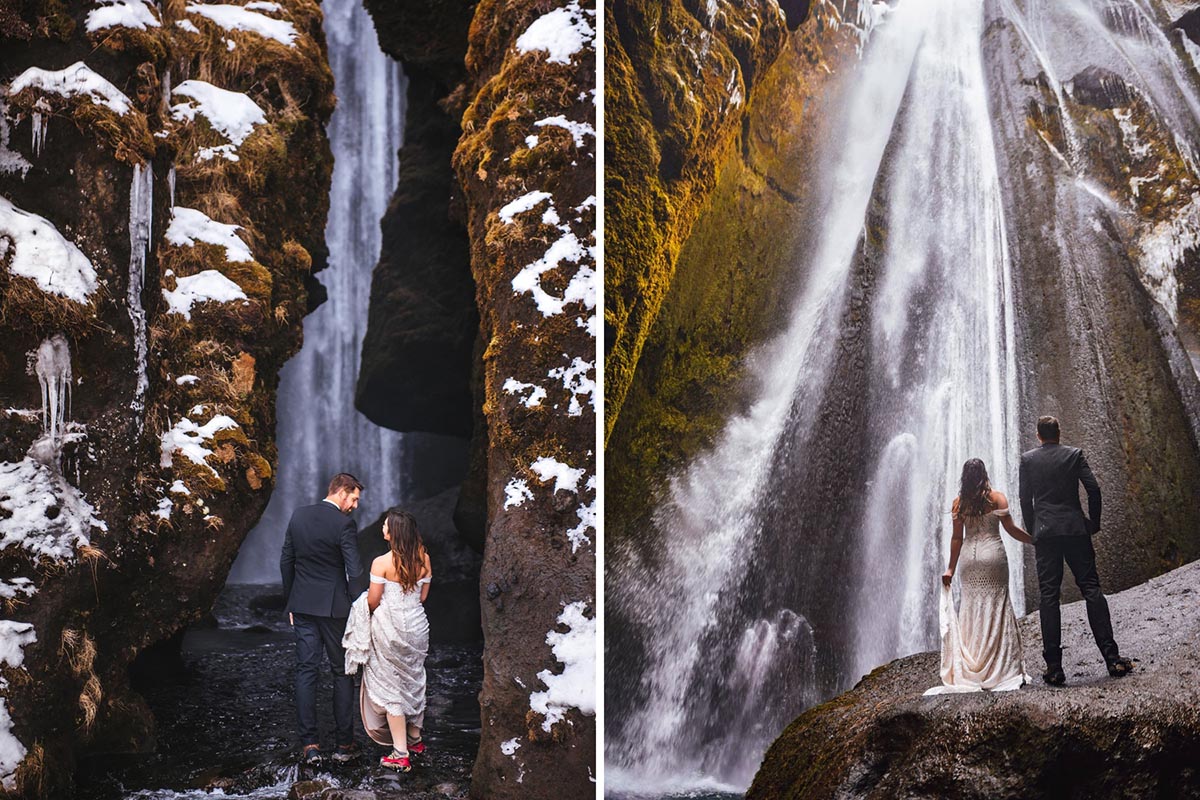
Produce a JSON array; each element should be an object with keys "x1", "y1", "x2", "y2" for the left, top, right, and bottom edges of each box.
[
  {"x1": 355, "y1": 0, "x2": 476, "y2": 440},
  {"x1": 76, "y1": 586, "x2": 482, "y2": 800},
  {"x1": 750, "y1": 558, "x2": 1200, "y2": 800}
]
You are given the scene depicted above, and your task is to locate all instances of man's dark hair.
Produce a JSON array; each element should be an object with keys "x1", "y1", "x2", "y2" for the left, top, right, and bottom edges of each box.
[
  {"x1": 328, "y1": 473, "x2": 363, "y2": 495},
  {"x1": 1037, "y1": 416, "x2": 1060, "y2": 442}
]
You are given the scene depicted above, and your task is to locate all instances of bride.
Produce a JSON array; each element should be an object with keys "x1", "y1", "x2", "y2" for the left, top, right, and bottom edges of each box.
[
  {"x1": 344, "y1": 508, "x2": 432, "y2": 771},
  {"x1": 926, "y1": 458, "x2": 1034, "y2": 694}
]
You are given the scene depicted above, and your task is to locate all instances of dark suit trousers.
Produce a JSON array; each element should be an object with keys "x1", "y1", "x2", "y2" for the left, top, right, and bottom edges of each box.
[
  {"x1": 293, "y1": 613, "x2": 354, "y2": 746},
  {"x1": 1034, "y1": 536, "x2": 1119, "y2": 664}
]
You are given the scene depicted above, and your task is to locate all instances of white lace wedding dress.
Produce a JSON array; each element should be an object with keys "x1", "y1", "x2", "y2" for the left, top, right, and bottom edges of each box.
[
  {"x1": 925, "y1": 506, "x2": 1031, "y2": 694},
  {"x1": 344, "y1": 573, "x2": 431, "y2": 744}
]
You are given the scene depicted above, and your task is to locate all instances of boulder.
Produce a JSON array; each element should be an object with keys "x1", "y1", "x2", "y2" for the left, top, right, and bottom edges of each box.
[{"x1": 750, "y1": 559, "x2": 1200, "y2": 799}]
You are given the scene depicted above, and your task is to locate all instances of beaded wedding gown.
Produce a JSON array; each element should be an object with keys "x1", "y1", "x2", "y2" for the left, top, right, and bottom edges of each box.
[
  {"x1": 925, "y1": 506, "x2": 1031, "y2": 694},
  {"x1": 344, "y1": 573, "x2": 431, "y2": 743}
]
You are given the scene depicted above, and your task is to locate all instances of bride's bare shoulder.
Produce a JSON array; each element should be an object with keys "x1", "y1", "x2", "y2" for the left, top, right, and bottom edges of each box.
[{"x1": 989, "y1": 489, "x2": 1009, "y2": 507}]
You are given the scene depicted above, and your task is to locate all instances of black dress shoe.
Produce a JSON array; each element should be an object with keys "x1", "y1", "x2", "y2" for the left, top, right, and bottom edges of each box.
[
  {"x1": 1106, "y1": 657, "x2": 1134, "y2": 678},
  {"x1": 1042, "y1": 665, "x2": 1066, "y2": 686}
]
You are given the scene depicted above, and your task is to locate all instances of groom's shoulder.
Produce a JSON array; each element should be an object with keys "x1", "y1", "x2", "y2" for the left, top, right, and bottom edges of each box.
[
  {"x1": 293, "y1": 502, "x2": 332, "y2": 521},
  {"x1": 1020, "y1": 447, "x2": 1038, "y2": 461}
]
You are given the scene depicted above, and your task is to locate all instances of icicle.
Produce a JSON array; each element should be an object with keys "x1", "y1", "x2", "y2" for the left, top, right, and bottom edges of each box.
[
  {"x1": 29, "y1": 334, "x2": 73, "y2": 467},
  {"x1": 168, "y1": 165, "x2": 176, "y2": 207},
  {"x1": 128, "y1": 162, "x2": 153, "y2": 421},
  {"x1": 31, "y1": 111, "x2": 46, "y2": 157},
  {"x1": 0, "y1": 100, "x2": 32, "y2": 178}
]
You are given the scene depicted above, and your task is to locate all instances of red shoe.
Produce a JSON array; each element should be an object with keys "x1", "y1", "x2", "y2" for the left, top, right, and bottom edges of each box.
[
  {"x1": 409, "y1": 739, "x2": 426, "y2": 757},
  {"x1": 380, "y1": 750, "x2": 411, "y2": 772}
]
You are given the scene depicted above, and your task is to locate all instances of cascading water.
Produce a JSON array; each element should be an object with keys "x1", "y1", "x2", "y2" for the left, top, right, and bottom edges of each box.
[
  {"x1": 227, "y1": 0, "x2": 409, "y2": 583},
  {"x1": 129, "y1": 162, "x2": 152, "y2": 423},
  {"x1": 609, "y1": 0, "x2": 1028, "y2": 793}
]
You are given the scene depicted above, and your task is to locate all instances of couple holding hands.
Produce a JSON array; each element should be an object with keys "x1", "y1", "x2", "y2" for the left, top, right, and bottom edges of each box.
[
  {"x1": 279, "y1": 473, "x2": 431, "y2": 773},
  {"x1": 929, "y1": 416, "x2": 1136, "y2": 695}
]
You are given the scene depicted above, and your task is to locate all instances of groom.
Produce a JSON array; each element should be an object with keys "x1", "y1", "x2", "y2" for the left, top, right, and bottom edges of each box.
[
  {"x1": 1018, "y1": 416, "x2": 1133, "y2": 686},
  {"x1": 280, "y1": 472, "x2": 365, "y2": 763}
]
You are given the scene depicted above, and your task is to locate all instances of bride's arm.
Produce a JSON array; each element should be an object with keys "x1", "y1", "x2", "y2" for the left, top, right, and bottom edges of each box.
[
  {"x1": 943, "y1": 501, "x2": 964, "y2": 586},
  {"x1": 993, "y1": 491, "x2": 1035, "y2": 544},
  {"x1": 367, "y1": 556, "x2": 386, "y2": 612},
  {"x1": 999, "y1": 514, "x2": 1034, "y2": 544},
  {"x1": 419, "y1": 553, "x2": 432, "y2": 604}
]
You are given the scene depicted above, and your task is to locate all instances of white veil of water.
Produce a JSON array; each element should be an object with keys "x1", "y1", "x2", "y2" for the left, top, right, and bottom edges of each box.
[
  {"x1": 609, "y1": 0, "x2": 1028, "y2": 792},
  {"x1": 227, "y1": 0, "x2": 408, "y2": 583}
]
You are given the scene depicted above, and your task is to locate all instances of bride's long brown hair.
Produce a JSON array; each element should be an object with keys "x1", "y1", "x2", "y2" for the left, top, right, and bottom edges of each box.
[
  {"x1": 384, "y1": 508, "x2": 427, "y2": 590},
  {"x1": 955, "y1": 458, "x2": 995, "y2": 518}
]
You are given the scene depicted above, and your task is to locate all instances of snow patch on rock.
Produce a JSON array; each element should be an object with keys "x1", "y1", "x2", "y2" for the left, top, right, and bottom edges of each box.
[
  {"x1": 166, "y1": 206, "x2": 254, "y2": 262},
  {"x1": 530, "y1": 457, "x2": 585, "y2": 494},
  {"x1": 160, "y1": 412, "x2": 240, "y2": 475},
  {"x1": 503, "y1": 478, "x2": 533, "y2": 509},
  {"x1": 502, "y1": 378, "x2": 547, "y2": 408},
  {"x1": 162, "y1": 269, "x2": 248, "y2": 319},
  {"x1": 86, "y1": 0, "x2": 161, "y2": 32},
  {"x1": 499, "y1": 190, "x2": 553, "y2": 224},
  {"x1": 8, "y1": 62, "x2": 132, "y2": 115},
  {"x1": 0, "y1": 196, "x2": 98, "y2": 302},
  {"x1": 516, "y1": 0, "x2": 595, "y2": 65},
  {"x1": 529, "y1": 602, "x2": 595, "y2": 731},
  {"x1": 185, "y1": 2, "x2": 297, "y2": 45},
  {"x1": 0, "y1": 457, "x2": 104, "y2": 560},
  {"x1": 0, "y1": 620, "x2": 36, "y2": 789},
  {"x1": 171, "y1": 80, "x2": 266, "y2": 152}
]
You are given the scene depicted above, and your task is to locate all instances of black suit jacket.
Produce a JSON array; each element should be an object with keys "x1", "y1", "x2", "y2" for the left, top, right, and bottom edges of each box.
[
  {"x1": 1018, "y1": 443, "x2": 1102, "y2": 540},
  {"x1": 280, "y1": 501, "x2": 363, "y2": 617}
]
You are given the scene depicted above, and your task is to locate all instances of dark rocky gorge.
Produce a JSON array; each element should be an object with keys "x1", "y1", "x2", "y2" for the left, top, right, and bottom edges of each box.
[{"x1": 1, "y1": 0, "x2": 595, "y2": 797}]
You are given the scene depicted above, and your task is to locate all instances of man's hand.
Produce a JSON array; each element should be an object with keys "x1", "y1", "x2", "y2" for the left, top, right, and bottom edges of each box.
[
  {"x1": 942, "y1": 569, "x2": 954, "y2": 587},
  {"x1": 289, "y1": 612, "x2": 294, "y2": 626}
]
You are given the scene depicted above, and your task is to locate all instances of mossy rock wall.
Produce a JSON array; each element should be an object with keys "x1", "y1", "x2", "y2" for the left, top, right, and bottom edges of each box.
[
  {"x1": 605, "y1": 6, "x2": 866, "y2": 547},
  {"x1": 0, "y1": 1, "x2": 333, "y2": 794},
  {"x1": 450, "y1": 1, "x2": 598, "y2": 797},
  {"x1": 603, "y1": 0, "x2": 789, "y2": 439}
]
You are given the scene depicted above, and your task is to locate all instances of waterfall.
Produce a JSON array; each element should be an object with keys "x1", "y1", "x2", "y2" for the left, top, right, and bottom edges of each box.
[
  {"x1": 128, "y1": 161, "x2": 153, "y2": 423},
  {"x1": 609, "y1": 0, "x2": 1026, "y2": 791},
  {"x1": 227, "y1": 0, "x2": 408, "y2": 583}
]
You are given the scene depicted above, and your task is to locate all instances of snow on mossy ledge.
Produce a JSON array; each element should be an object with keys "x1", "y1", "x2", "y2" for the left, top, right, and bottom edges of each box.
[
  {"x1": 86, "y1": 0, "x2": 161, "y2": 33},
  {"x1": 0, "y1": 620, "x2": 36, "y2": 790},
  {"x1": 171, "y1": 80, "x2": 267, "y2": 158},
  {"x1": 159, "y1": 410, "x2": 241, "y2": 476},
  {"x1": 515, "y1": 0, "x2": 595, "y2": 65},
  {"x1": 0, "y1": 458, "x2": 105, "y2": 561},
  {"x1": 184, "y1": 2, "x2": 298, "y2": 46},
  {"x1": 166, "y1": 206, "x2": 255, "y2": 263},
  {"x1": 7, "y1": 62, "x2": 132, "y2": 115},
  {"x1": 162, "y1": 269, "x2": 249, "y2": 319},
  {"x1": 0, "y1": 196, "x2": 99, "y2": 303}
]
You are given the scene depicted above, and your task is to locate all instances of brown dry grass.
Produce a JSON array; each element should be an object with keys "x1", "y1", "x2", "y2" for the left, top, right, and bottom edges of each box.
[
  {"x1": 0, "y1": 274, "x2": 102, "y2": 337},
  {"x1": 78, "y1": 675, "x2": 102, "y2": 732},
  {"x1": 6, "y1": 89, "x2": 155, "y2": 165},
  {"x1": 11, "y1": 742, "x2": 45, "y2": 797}
]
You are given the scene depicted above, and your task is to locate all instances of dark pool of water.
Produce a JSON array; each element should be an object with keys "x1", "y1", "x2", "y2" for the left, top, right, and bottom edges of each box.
[{"x1": 77, "y1": 585, "x2": 482, "y2": 799}]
